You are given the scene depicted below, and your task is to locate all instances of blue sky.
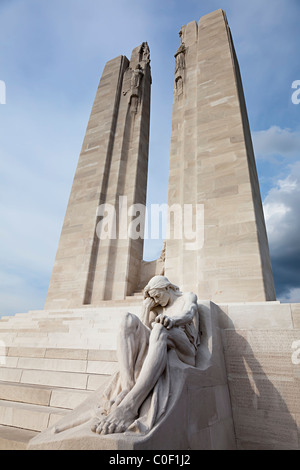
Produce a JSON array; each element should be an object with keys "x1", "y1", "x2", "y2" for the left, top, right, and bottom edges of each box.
[{"x1": 0, "y1": 0, "x2": 299, "y2": 315}]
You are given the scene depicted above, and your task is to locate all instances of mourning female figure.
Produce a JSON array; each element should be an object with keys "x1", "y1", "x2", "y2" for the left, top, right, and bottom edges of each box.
[
  {"x1": 91, "y1": 275, "x2": 199, "y2": 435},
  {"x1": 53, "y1": 275, "x2": 199, "y2": 436}
]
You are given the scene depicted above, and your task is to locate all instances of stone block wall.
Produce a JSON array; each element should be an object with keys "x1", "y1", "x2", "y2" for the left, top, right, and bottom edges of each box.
[{"x1": 215, "y1": 301, "x2": 300, "y2": 449}]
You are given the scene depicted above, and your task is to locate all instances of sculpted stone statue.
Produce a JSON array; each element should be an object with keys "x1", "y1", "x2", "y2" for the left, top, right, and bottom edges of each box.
[
  {"x1": 92, "y1": 275, "x2": 199, "y2": 434},
  {"x1": 129, "y1": 64, "x2": 144, "y2": 113},
  {"x1": 174, "y1": 29, "x2": 186, "y2": 74},
  {"x1": 53, "y1": 276, "x2": 200, "y2": 436},
  {"x1": 141, "y1": 42, "x2": 150, "y2": 63},
  {"x1": 174, "y1": 45, "x2": 185, "y2": 73},
  {"x1": 130, "y1": 64, "x2": 144, "y2": 92}
]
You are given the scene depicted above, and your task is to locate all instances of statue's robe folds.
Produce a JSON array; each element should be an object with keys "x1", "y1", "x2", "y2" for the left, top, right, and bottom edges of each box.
[{"x1": 99, "y1": 311, "x2": 200, "y2": 434}]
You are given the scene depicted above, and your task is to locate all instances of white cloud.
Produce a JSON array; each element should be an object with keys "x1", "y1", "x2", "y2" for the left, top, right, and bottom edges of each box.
[
  {"x1": 263, "y1": 161, "x2": 300, "y2": 301},
  {"x1": 264, "y1": 201, "x2": 290, "y2": 241},
  {"x1": 253, "y1": 126, "x2": 300, "y2": 159},
  {"x1": 277, "y1": 176, "x2": 298, "y2": 193},
  {"x1": 264, "y1": 162, "x2": 300, "y2": 250},
  {"x1": 279, "y1": 287, "x2": 300, "y2": 303}
]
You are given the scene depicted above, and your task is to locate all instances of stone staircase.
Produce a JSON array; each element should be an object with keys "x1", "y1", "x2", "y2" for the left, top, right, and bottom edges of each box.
[{"x1": 0, "y1": 300, "x2": 142, "y2": 449}]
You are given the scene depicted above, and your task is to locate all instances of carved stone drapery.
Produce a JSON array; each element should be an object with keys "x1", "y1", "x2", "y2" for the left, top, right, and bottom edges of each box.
[{"x1": 174, "y1": 29, "x2": 186, "y2": 96}]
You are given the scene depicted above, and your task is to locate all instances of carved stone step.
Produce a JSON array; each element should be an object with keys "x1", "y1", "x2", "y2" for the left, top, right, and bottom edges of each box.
[
  {"x1": 0, "y1": 399, "x2": 68, "y2": 432},
  {"x1": 0, "y1": 305, "x2": 136, "y2": 449},
  {"x1": 6, "y1": 346, "x2": 117, "y2": 362},
  {"x1": 0, "y1": 381, "x2": 92, "y2": 409},
  {"x1": 0, "y1": 348, "x2": 118, "y2": 377},
  {"x1": 0, "y1": 367, "x2": 111, "y2": 391},
  {"x1": 0, "y1": 425, "x2": 38, "y2": 450}
]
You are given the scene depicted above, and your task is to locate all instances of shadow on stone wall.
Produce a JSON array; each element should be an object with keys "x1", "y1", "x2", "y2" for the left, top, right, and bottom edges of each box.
[{"x1": 216, "y1": 304, "x2": 300, "y2": 450}]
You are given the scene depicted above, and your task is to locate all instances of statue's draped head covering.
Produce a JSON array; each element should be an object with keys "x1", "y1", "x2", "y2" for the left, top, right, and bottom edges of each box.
[{"x1": 143, "y1": 275, "x2": 181, "y2": 299}]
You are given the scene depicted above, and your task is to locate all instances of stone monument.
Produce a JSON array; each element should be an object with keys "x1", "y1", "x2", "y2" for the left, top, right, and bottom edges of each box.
[{"x1": 0, "y1": 9, "x2": 299, "y2": 451}]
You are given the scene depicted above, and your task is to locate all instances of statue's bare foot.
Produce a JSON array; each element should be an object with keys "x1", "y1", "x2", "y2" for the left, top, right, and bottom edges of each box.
[{"x1": 91, "y1": 405, "x2": 137, "y2": 434}]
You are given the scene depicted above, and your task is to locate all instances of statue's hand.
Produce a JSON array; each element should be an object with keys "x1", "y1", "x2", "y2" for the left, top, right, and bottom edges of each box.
[
  {"x1": 155, "y1": 314, "x2": 175, "y2": 330},
  {"x1": 143, "y1": 296, "x2": 157, "y2": 310},
  {"x1": 141, "y1": 296, "x2": 157, "y2": 327}
]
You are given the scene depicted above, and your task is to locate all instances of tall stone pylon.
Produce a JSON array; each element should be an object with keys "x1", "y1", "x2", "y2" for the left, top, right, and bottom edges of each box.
[
  {"x1": 165, "y1": 10, "x2": 276, "y2": 302},
  {"x1": 45, "y1": 43, "x2": 151, "y2": 309}
]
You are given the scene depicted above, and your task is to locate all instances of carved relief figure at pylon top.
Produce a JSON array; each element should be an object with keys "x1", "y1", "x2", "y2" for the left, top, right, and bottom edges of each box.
[
  {"x1": 140, "y1": 42, "x2": 150, "y2": 63},
  {"x1": 174, "y1": 30, "x2": 186, "y2": 74},
  {"x1": 131, "y1": 63, "x2": 144, "y2": 91},
  {"x1": 129, "y1": 64, "x2": 144, "y2": 114},
  {"x1": 174, "y1": 28, "x2": 186, "y2": 97}
]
